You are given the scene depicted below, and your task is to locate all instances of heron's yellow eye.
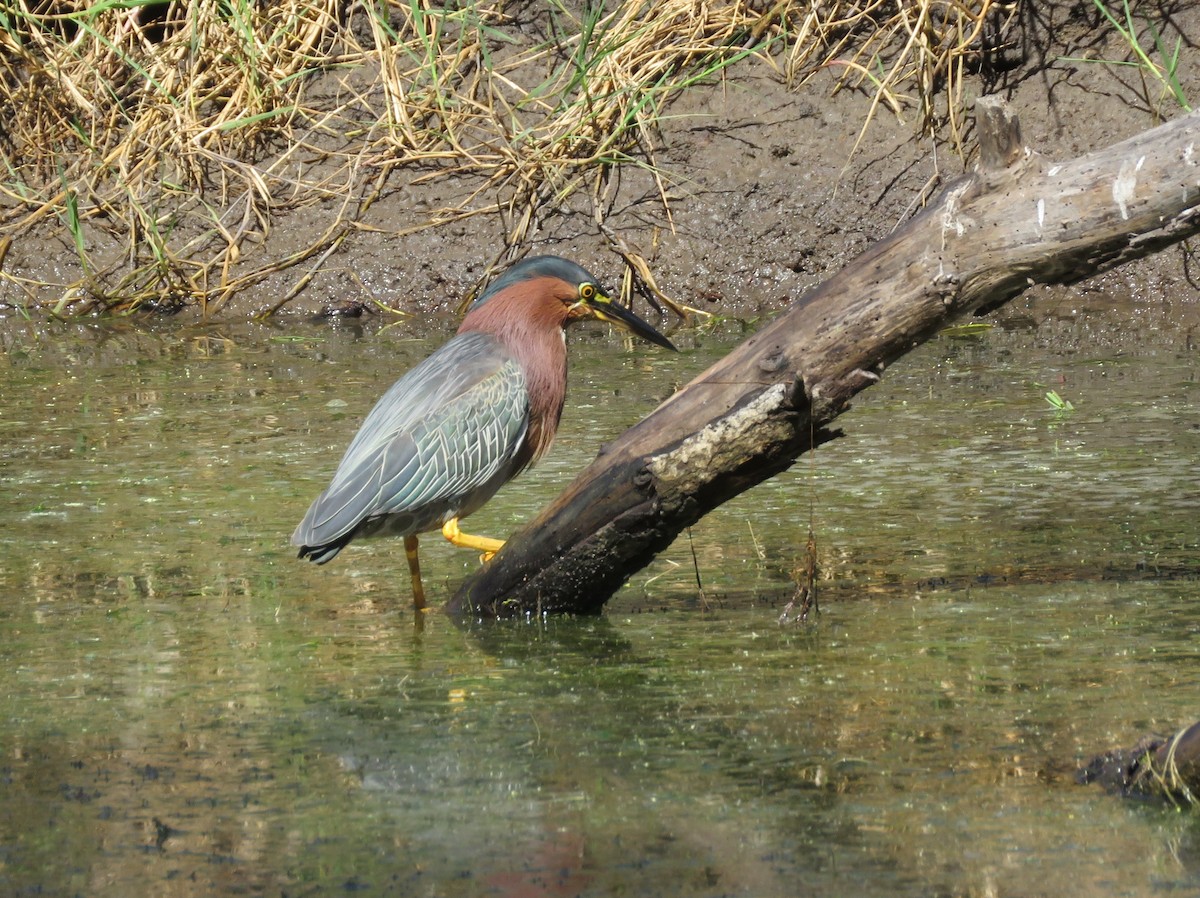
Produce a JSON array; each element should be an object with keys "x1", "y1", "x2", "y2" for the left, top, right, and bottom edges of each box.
[{"x1": 579, "y1": 283, "x2": 597, "y2": 301}]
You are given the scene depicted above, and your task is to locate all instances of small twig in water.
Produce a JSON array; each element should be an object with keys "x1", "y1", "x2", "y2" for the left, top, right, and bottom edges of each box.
[{"x1": 686, "y1": 527, "x2": 709, "y2": 611}]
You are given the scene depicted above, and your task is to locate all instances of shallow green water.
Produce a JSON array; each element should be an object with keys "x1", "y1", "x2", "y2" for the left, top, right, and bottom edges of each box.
[{"x1": 1, "y1": 308, "x2": 1198, "y2": 896}]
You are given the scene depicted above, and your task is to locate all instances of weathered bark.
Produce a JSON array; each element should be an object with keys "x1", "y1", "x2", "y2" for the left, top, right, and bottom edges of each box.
[{"x1": 450, "y1": 98, "x2": 1200, "y2": 618}]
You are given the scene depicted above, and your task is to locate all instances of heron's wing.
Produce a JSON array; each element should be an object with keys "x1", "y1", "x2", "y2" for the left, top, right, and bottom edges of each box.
[{"x1": 293, "y1": 332, "x2": 528, "y2": 548}]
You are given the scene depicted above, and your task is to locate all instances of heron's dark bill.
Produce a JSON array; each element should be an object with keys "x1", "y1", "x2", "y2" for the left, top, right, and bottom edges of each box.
[{"x1": 585, "y1": 296, "x2": 677, "y2": 351}]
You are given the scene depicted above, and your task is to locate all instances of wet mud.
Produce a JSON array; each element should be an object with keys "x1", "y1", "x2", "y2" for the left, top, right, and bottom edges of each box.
[{"x1": 3, "y1": 3, "x2": 1200, "y2": 327}]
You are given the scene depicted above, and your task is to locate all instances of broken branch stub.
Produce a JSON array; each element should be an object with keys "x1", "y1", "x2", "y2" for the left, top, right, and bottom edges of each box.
[{"x1": 450, "y1": 99, "x2": 1200, "y2": 618}]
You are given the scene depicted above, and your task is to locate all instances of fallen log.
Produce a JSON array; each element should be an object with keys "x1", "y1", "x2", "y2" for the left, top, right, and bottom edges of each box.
[{"x1": 450, "y1": 98, "x2": 1200, "y2": 618}]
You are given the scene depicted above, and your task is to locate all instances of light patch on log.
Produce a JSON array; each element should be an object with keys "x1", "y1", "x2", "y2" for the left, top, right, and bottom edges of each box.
[
  {"x1": 938, "y1": 181, "x2": 977, "y2": 273},
  {"x1": 646, "y1": 383, "x2": 790, "y2": 492},
  {"x1": 1113, "y1": 155, "x2": 1145, "y2": 220}
]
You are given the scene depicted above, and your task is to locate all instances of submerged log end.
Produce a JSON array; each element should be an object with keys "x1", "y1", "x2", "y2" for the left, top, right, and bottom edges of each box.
[
  {"x1": 976, "y1": 96, "x2": 1025, "y2": 172},
  {"x1": 450, "y1": 499, "x2": 678, "y2": 619}
]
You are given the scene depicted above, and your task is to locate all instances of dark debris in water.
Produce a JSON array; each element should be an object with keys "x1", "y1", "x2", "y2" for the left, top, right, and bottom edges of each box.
[
  {"x1": 313, "y1": 301, "x2": 369, "y2": 321},
  {"x1": 1078, "y1": 720, "x2": 1200, "y2": 807}
]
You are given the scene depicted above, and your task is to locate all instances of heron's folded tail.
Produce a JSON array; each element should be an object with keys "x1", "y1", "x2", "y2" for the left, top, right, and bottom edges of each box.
[{"x1": 295, "y1": 531, "x2": 354, "y2": 564}]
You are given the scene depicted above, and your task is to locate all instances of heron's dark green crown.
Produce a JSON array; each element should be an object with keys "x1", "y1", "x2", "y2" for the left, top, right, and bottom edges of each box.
[{"x1": 470, "y1": 256, "x2": 604, "y2": 310}]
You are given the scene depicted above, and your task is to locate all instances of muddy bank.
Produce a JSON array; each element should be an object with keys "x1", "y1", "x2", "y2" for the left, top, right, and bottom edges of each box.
[{"x1": 3, "y1": 2, "x2": 1199, "y2": 325}]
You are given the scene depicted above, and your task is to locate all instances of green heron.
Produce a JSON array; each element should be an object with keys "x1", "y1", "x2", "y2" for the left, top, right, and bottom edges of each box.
[{"x1": 292, "y1": 255, "x2": 676, "y2": 608}]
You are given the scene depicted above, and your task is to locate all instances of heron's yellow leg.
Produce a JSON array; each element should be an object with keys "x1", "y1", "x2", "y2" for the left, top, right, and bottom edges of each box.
[
  {"x1": 404, "y1": 534, "x2": 427, "y2": 611},
  {"x1": 441, "y1": 517, "x2": 504, "y2": 562}
]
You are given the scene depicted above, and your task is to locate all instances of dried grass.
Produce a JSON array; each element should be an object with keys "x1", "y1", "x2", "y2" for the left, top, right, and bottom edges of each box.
[{"x1": 0, "y1": 0, "x2": 1013, "y2": 316}]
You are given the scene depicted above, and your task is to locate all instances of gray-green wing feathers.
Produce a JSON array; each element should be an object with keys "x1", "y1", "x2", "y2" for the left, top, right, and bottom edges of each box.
[{"x1": 293, "y1": 332, "x2": 529, "y2": 561}]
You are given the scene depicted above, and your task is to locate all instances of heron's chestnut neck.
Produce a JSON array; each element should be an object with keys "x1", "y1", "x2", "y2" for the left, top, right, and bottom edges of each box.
[{"x1": 458, "y1": 276, "x2": 575, "y2": 462}]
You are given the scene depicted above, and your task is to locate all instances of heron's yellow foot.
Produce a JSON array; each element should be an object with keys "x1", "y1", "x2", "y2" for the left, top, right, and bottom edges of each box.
[
  {"x1": 404, "y1": 534, "x2": 428, "y2": 611},
  {"x1": 441, "y1": 517, "x2": 504, "y2": 561}
]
